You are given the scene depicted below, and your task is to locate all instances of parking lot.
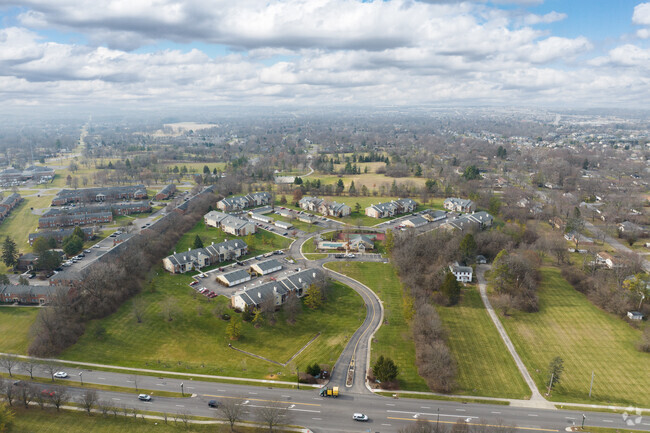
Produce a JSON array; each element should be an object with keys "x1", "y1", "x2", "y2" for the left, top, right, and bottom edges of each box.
[{"x1": 188, "y1": 253, "x2": 303, "y2": 299}]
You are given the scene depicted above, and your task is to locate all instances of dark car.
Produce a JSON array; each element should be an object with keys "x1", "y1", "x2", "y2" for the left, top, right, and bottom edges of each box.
[{"x1": 208, "y1": 400, "x2": 219, "y2": 408}]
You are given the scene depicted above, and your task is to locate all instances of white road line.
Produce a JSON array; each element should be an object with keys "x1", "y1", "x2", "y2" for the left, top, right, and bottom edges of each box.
[
  {"x1": 97, "y1": 377, "x2": 106, "y2": 380},
  {"x1": 566, "y1": 417, "x2": 576, "y2": 420},
  {"x1": 175, "y1": 405, "x2": 185, "y2": 408},
  {"x1": 387, "y1": 410, "x2": 469, "y2": 419},
  {"x1": 491, "y1": 412, "x2": 501, "y2": 414},
  {"x1": 456, "y1": 409, "x2": 466, "y2": 412},
  {"x1": 312, "y1": 418, "x2": 322, "y2": 421},
  {"x1": 382, "y1": 424, "x2": 392, "y2": 426},
  {"x1": 217, "y1": 389, "x2": 226, "y2": 392},
  {"x1": 421, "y1": 406, "x2": 431, "y2": 409},
  {"x1": 249, "y1": 392, "x2": 258, "y2": 395},
  {"x1": 112, "y1": 398, "x2": 121, "y2": 401},
  {"x1": 386, "y1": 403, "x2": 396, "y2": 406},
  {"x1": 282, "y1": 395, "x2": 291, "y2": 398},
  {"x1": 289, "y1": 408, "x2": 321, "y2": 413},
  {"x1": 156, "y1": 383, "x2": 166, "y2": 386},
  {"x1": 528, "y1": 414, "x2": 538, "y2": 417},
  {"x1": 603, "y1": 420, "x2": 613, "y2": 423},
  {"x1": 186, "y1": 386, "x2": 194, "y2": 389}
]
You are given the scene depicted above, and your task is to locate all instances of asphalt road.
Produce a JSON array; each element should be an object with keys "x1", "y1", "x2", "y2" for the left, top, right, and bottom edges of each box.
[{"x1": 10, "y1": 362, "x2": 650, "y2": 433}]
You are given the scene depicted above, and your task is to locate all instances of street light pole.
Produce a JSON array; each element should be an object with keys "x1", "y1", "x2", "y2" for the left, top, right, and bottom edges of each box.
[
  {"x1": 582, "y1": 414, "x2": 586, "y2": 429},
  {"x1": 297, "y1": 365, "x2": 300, "y2": 390},
  {"x1": 181, "y1": 382, "x2": 184, "y2": 397},
  {"x1": 79, "y1": 372, "x2": 83, "y2": 386},
  {"x1": 436, "y1": 408, "x2": 440, "y2": 433}
]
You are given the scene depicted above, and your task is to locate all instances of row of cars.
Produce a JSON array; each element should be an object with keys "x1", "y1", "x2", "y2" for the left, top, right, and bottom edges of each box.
[{"x1": 62, "y1": 248, "x2": 93, "y2": 267}]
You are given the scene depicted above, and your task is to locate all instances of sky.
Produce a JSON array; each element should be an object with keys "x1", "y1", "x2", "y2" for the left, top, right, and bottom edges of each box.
[{"x1": 1, "y1": 0, "x2": 650, "y2": 114}]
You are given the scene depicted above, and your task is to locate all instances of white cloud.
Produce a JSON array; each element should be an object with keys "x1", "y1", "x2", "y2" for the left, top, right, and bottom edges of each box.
[
  {"x1": 523, "y1": 11, "x2": 567, "y2": 26},
  {"x1": 632, "y1": 2, "x2": 650, "y2": 25}
]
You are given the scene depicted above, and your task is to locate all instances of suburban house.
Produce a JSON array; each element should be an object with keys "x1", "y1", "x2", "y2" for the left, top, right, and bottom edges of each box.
[
  {"x1": 298, "y1": 196, "x2": 324, "y2": 212},
  {"x1": 52, "y1": 185, "x2": 147, "y2": 205},
  {"x1": 402, "y1": 215, "x2": 428, "y2": 228},
  {"x1": 443, "y1": 211, "x2": 494, "y2": 231},
  {"x1": 450, "y1": 262, "x2": 473, "y2": 283},
  {"x1": 444, "y1": 198, "x2": 476, "y2": 213},
  {"x1": 16, "y1": 253, "x2": 39, "y2": 271},
  {"x1": 162, "y1": 239, "x2": 248, "y2": 274},
  {"x1": 0, "y1": 285, "x2": 57, "y2": 305},
  {"x1": 596, "y1": 252, "x2": 621, "y2": 269},
  {"x1": 155, "y1": 184, "x2": 176, "y2": 200},
  {"x1": 217, "y1": 269, "x2": 252, "y2": 287},
  {"x1": 250, "y1": 259, "x2": 283, "y2": 276},
  {"x1": 216, "y1": 192, "x2": 272, "y2": 212},
  {"x1": 476, "y1": 255, "x2": 487, "y2": 264},
  {"x1": 627, "y1": 311, "x2": 644, "y2": 321},
  {"x1": 231, "y1": 268, "x2": 323, "y2": 310},
  {"x1": 365, "y1": 198, "x2": 417, "y2": 218},
  {"x1": 618, "y1": 221, "x2": 648, "y2": 236},
  {"x1": 204, "y1": 211, "x2": 256, "y2": 236},
  {"x1": 318, "y1": 201, "x2": 351, "y2": 218},
  {"x1": 564, "y1": 231, "x2": 594, "y2": 245},
  {"x1": 422, "y1": 209, "x2": 447, "y2": 222},
  {"x1": 0, "y1": 193, "x2": 22, "y2": 221},
  {"x1": 29, "y1": 227, "x2": 96, "y2": 246}
]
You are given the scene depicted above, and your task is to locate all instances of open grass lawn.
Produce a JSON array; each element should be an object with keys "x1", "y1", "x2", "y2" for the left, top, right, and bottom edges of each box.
[
  {"x1": 324, "y1": 261, "x2": 429, "y2": 391},
  {"x1": 310, "y1": 173, "x2": 427, "y2": 189},
  {"x1": 0, "y1": 308, "x2": 39, "y2": 354},
  {"x1": 435, "y1": 288, "x2": 530, "y2": 399},
  {"x1": 0, "y1": 194, "x2": 53, "y2": 253},
  {"x1": 499, "y1": 266, "x2": 650, "y2": 407},
  {"x1": 8, "y1": 407, "x2": 249, "y2": 433},
  {"x1": 61, "y1": 267, "x2": 364, "y2": 379},
  {"x1": 271, "y1": 214, "x2": 318, "y2": 234},
  {"x1": 174, "y1": 220, "x2": 292, "y2": 257}
]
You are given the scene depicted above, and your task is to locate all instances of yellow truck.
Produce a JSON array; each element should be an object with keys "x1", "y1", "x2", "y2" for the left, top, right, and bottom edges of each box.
[{"x1": 319, "y1": 386, "x2": 339, "y2": 398}]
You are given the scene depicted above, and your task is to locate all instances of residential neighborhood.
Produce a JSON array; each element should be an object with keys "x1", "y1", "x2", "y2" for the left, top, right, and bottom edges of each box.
[{"x1": 162, "y1": 239, "x2": 248, "y2": 274}]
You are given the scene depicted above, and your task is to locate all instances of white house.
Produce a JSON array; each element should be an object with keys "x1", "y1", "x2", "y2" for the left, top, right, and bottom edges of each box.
[
  {"x1": 450, "y1": 262, "x2": 473, "y2": 283},
  {"x1": 627, "y1": 311, "x2": 644, "y2": 321},
  {"x1": 444, "y1": 198, "x2": 476, "y2": 213}
]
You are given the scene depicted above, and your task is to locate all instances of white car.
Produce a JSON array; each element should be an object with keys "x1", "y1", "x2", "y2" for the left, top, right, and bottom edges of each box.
[
  {"x1": 353, "y1": 413, "x2": 368, "y2": 422},
  {"x1": 138, "y1": 394, "x2": 152, "y2": 401},
  {"x1": 53, "y1": 372, "x2": 68, "y2": 379}
]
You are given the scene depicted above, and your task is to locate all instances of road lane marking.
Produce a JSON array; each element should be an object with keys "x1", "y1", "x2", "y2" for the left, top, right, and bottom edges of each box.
[
  {"x1": 312, "y1": 418, "x2": 322, "y2": 420},
  {"x1": 491, "y1": 412, "x2": 501, "y2": 414},
  {"x1": 112, "y1": 398, "x2": 121, "y2": 401},
  {"x1": 421, "y1": 406, "x2": 431, "y2": 409},
  {"x1": 97, "y1": 377, "x2": 106, "y2": 380},
  {"x1": 245, "y1": 404, "x2": 319, "y2": 414},
  {"x1": 528, "y1": 414, "x2": 538, "y2": 417},
  {"x1": 282, "y1": 395, "x2": 291, "y2": 398},
  {"x1": 387, "y1": 403, "x2": 396, "y2": 406},
  {"x1": 249, "y1": 392, "x2": 258, "y2": 394},
  {"x1": 603, "y1": 420, "x2": 613, "y2": 423},
  {"x1": 456, "y1": 409, "x2": 466, "y2": 412},
  {"x1": 387, "y1": 417, "x2": 558, "y2": 432},
  {"x1": 156, "y1": 383, "x2": 166, "y2": 386},
  {"x1": 565, "y1": 417, "x2": 575, "y2": 420},
  {"x1": 217, "y1": 389, "x2": 226, "y2": 392},
  {"x1": 175, "y1": 405, "x2": 184, "y2": 407},
  {"x1": 387, "y1": 410, "x2": 472, "y2": 419},
  {"x1": 204, "y1": 395, "x2": 320, "y2": 407}
]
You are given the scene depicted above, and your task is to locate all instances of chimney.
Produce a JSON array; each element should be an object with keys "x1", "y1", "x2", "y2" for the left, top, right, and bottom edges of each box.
[
  {"x1": 257, "y1": 292, "x2": 262, "y2": 299},
  {"x1": 273, "y1": 286, "x2": 277, "y2": 293},
  {"x1": 298, "y1": 277, "x2": 302, "y2": 283},
  {"x1": 313, "y1": 272, "x2": 316, "y2": 278}
]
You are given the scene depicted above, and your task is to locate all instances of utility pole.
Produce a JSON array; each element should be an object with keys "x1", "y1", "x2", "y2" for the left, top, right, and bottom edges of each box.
[
  {"x1": 589, "y1": 371, "x2": 595, "y2": 398},
  {"x1": 436, "y1": 408, "x2": 440, "y2": 433},
  {"x1": 582, "y1": 414, "x2": 586, "y2": 429},
  {"x1": 547, "y1": 372, "x2": 554, "y2": 395},
  {"x1": 181, "y1": 382, "x2": 184, "y2": 397},
  {"x1": 297, "y1": 365, "x2": 300, "y2": 390}
]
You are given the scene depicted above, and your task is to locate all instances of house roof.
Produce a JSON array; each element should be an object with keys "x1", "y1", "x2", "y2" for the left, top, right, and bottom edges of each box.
[
  {"x1": 234, "y1": 268, "x2": 323, "y2": 307},
  {"x1": 445, "y1": 197, "x2": 474, "y2": 207},
  {"x1": 220, "y1": 269, "x2": 251, "y2": 283},
  {"x1": 254, "y1": 259, "x2": 282, "y2": 272},
  {"x1": 0, "y1": 284, "x2": 57, "y2": 297},
  {"x1": 405, "y1": 215, "x2": 427, "y2": 226},
  {"x1": 450, "y1": 262, "x2": 473, "y2": 274}
]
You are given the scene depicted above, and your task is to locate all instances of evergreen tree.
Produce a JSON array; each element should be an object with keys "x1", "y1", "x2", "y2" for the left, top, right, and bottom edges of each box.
[
  {"x1": 441, "y1": 271, "x2": 461, "y2": 305},
  {"x1": 462, "y1": 165, "x2": 481, "y2": 180},
  {"x1": 546, "y1": 357, "x2": 564, "y2": 392},
  {"x1": 192, "y1": 235, "x2": 204, "y2": 250},
  {"x1": 348, "y1": 181, "x2": 357, "y2": 196},
  {"x1": 1, "y1": 236, "x2": 18, "y2": 268},
  {"x1": 335, "y1": 179, "x2": 345, "y2": 195},
  {"x1": 372, "y1": 355, "x2": 399, "y2": 383},
  {"x1": 203, "y1": 165, "x2": 210, "y2": 174},
  {"x1": 459, "y1": 233, "x2": 477, "y2": 262},
  {"x1": 415, "y1": 164, "x2": 422, "y2": 177}
]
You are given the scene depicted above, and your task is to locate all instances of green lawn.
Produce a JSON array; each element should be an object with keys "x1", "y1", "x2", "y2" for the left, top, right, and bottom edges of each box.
[
  {"x1": 174, "y1": 220, "x2": 292, "y2": 258},
  {"x1": 8, "y1": 407, "x2": 253, "y2": 433},
  {"x1": 0, "y1": 307, "x2": 39, "y2": 354},
  {"x1": 0, "y1": 194, "x2": 53, "y2": 253},
  {"x1": 271, "y1": 214, "x2": 318, "y2": 233},
  {"x1": 60, "y1": 269, "x2": 365, "y2": 380},
  {"x1": 499, "y1": 266, "x2": 650, "y2": 407},
  {"x1": 324, "y1": 261, "x2": 429, "y2": 391},
  {"x1": 435, "y1": 288, "x2": 530, "y2": 399}
]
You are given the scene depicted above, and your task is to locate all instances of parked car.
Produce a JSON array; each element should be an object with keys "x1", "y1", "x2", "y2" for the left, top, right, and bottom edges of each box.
[
  {"x1": 92, "y1": 244, "x2": 100, "y2": 248},
  {"x1": 208, "y1": 400, "x2": 219, "y2": 408},
  {"x1": 138, "y1": 394, "x2": 152, "y2": 401},
  {"x1": 189, "y1": 281, "x2": 199, "y2": 286},
  {"x1": 84, "y1": 249, "x2": 91, "y2": 253},
  {"x1": 41, "y1": 389, "x2": 56, "y2": 397},
  {"x1": 53, "y1": 372, "x2": 68, "y2": 379},
  {"x1": 353, "y1": 413, "x2": 368, "y2": 422}
]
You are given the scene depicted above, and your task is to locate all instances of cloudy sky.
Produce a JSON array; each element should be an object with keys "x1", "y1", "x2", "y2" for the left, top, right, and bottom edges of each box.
[{"x1": 1, "y1": 0, "x2": 650, "y2": 113}]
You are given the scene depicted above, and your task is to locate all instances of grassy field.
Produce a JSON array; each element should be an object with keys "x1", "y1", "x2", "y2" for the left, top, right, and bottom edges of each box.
[
  {"x1": 0, "y1": 307, "x2": 39, "y2": 354},
  {"x1": 435, "y1": 288, "x2": 530, "y2": 399},
  {"x1": 173, "y1": 220, "x2": 292, "y2": 258},
  {"x1": 324, "y1": 261, "x2": 429, "y2": 391},
  {"x1": 271, "y1": 214, "x2": 318, "y2": 233},
  {"x1": 499, "y1": 266, "x2": 650, "y2": 407},
  {"x1": 60, "y1": 267, "x2": 365, "y2": 379},
  {"x1": 7, "y1": 407, "x2": 255, "y2": 433},
  {"x1": 0, "y1": 194, "x2": 53, "y2": 253},
  {"x1": 310, "y1": 173, "x2": 427, "y2": 190}
]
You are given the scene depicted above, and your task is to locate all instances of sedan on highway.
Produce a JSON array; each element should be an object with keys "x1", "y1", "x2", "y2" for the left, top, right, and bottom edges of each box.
[
  {"x1": 353, "y1": 413, "x2": 368, "y2": 422},
  {"x1": 208, "y1": 400, "x2": 219, "y2": 408},
  {"x1": 53, "y1": 372, "x2": 68, "y2": 378},
  {"x1": 138, "y1": 394, "x2": 152, "y2": 401}
]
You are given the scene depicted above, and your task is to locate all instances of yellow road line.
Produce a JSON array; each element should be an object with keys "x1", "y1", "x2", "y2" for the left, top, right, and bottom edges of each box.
[
  {"x1": 203, "y1": 395, "x2": 320, "y2": 407},
  {"x1": 387, "y1": 417, "x2": 559, "y2": 432}
]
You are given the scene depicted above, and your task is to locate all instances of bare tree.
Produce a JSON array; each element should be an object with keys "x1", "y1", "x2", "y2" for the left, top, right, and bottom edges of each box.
[
  {"x1": 34, "y1": 388, "x2": 46, "y2": 409},
  {"x1": 0, "y1": 355, "x2": 19, "y2": 377},
  {"x1": 43, "y1": 362, "x2": 58, "y2": 382},
  {"x1": 399, "y1": 419, "x2": 435, "y2": 433},
  {"x1": 283, "y1": 292, "x2": 302, "y2": 324},
  {"x1": 21, "y1": 361, "x2": 37, "y2": 380},
  {"x1": 50, "y1": 386, "x2": 69, "y2": 411},
  {"x1": 161, "y1": 297, "x2": 180, "y2": 322},
  {"x1": 218, "y1": 397, "x2": 246, "y2": 432},
  {"x1": 132, "y1": 297, "x2": 146, "y2": 323},
  {"x1": 98, "y1": 400, "x2": 110, "y2": 417},
  {"x1": 0, "y1": 378, "x2": 16, "y2": 406},
  {"x1": 493, "y1": 418, "x2": 517, "y2": 433},
  {"x1": 256, "y1": 400, "x2": 291, "y2": 432},
  {"x1": 131, "y1": 374, "x2": 139, "y2": 392},
  {"x1": 18, "y1": 382, "x2": 36, "y2": 408},
  {"x1": 80, "y1": 389, "x2": 98, "y2": 415},
  {"x1": 179, "y1": 411, "x2": 190, "y2": 429}
]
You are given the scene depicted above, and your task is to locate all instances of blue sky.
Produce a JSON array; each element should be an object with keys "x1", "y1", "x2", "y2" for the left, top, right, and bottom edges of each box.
[{"x1": 0, "y1": 0, "x2": 649, "y2": 111}]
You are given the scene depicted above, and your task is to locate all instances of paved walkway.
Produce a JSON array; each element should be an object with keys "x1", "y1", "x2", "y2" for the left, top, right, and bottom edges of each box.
[{"x1": 476, "y1": 265, "x2": 555, "y2": 410}]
